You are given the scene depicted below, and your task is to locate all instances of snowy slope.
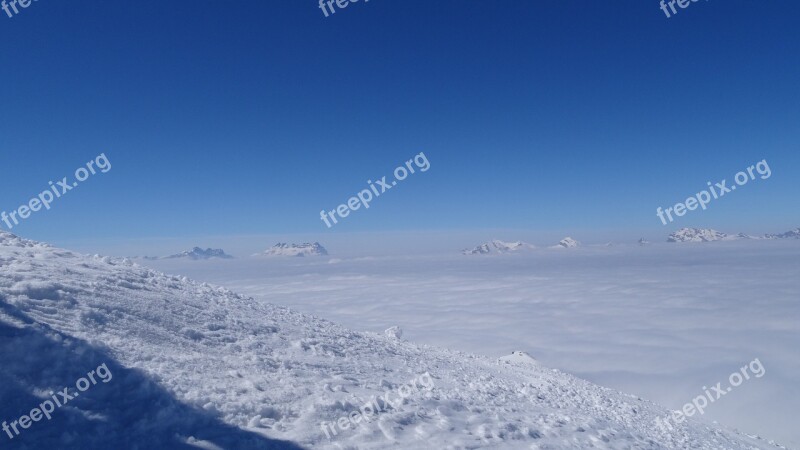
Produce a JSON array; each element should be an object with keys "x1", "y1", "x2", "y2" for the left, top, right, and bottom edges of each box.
[
  {"x1": 0, "y1": 231, "x2": 784, "y2": 449},
  {"x1": 145, "y1": 241, "x2": 800, "y2": 448}
]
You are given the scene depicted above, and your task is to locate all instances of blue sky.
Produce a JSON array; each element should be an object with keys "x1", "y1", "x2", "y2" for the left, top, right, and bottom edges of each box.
[{"x1": 1, "y1": 0, "x2": 798, "y2": 253}]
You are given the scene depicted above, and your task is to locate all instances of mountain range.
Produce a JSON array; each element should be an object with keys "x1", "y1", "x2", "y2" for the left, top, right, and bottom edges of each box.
[
  {"x1": 259, "y1": 242, "x2": 329, "y2": 257},
  {"x1": 668, "y1": 227, "x2": 800, "y2": 243},
  {"x1": 141, "y1": 247, "x2": 234, "y2": 260}
]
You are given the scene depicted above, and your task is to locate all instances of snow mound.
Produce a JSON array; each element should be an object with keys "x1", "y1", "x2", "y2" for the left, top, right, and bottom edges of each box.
[
  {"x1": 462, "y1": 240, "x2": 534, "y2": 255},
  {"x1": 384, "y1": 326, "x2": 403, "y2": 340},
  {"x1": 0, "y1": 231, "x2": 783, "y2": 449},
  {"x1": 499, "y1": 350, "x2": 539, "y2": 366},
  {"x1": 259, "y1": 242, "x2": 328, "y2": 257}
]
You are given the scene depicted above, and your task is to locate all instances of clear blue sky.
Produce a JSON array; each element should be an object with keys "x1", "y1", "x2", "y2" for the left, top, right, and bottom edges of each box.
[{"x1": 1, "y1": 0, "x2": 798, "y2": 249}]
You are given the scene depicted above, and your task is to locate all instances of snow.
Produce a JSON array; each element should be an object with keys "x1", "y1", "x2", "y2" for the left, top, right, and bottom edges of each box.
[
  {"x1": 145, "y1": 239, "x2": 800, "y2": 448},
  {"x1": 384, "y1": 325, "x2": 403, "y2": 340},
  {"x1": 0, "y1": 231, "x2": 793, "y2": 449},
  {"x1": 259, "y1": 243, "x2": 328, "y2": 257},
  {"x1": 498, "y1": 351, "x2": 539, "y2": 367}
]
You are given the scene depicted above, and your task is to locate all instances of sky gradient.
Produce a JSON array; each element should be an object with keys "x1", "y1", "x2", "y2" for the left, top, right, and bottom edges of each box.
[{"x1": 1, "y1": 0, "x2": 798, "y2": 253}]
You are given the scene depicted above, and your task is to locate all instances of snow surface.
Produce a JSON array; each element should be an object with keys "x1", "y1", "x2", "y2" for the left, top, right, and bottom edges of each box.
[
  {"x1": 146, "y1": 240, "x2": 800, "y2": 448},
  {"x1": 0, "y1": 231, "x2": 789, "y2": 449}
]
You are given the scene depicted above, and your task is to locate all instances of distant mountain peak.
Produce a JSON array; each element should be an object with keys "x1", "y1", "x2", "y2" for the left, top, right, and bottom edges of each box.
[
  {"x1": 554, "y1": 237, "x2": 580, "y2": 249},
  {"x1": 765, "y1": 228, "x2": 800, "y2": 240},
  {"x1": 161, "y1": 247, "x2": 233, "y2": 260},
  {"x1": 667, "y1": 228, "x2": 731, "y2": 243},
  {"x1": 462, "y1": 240, "x2": 534, "y2": 255},
  {"x1": 261, "y1": 242, "x2": 328, "y2": 257}
]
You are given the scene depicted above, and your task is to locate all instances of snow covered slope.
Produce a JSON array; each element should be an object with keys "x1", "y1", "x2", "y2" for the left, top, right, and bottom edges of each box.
[{"x1": 0, "y1": 231, "x2": 783, "y2": 449}]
